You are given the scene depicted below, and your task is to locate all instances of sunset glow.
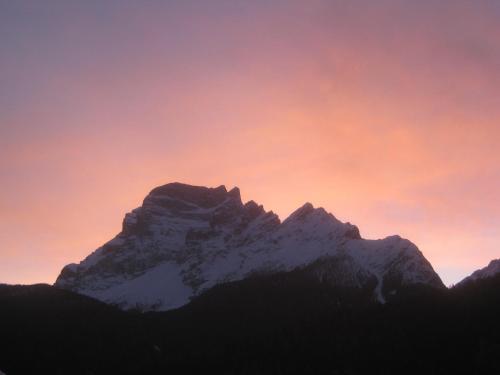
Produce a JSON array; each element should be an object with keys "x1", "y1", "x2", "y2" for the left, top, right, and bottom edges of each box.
[{"x1": 1, "y1": 0, "x2": 499, "y2": 285}]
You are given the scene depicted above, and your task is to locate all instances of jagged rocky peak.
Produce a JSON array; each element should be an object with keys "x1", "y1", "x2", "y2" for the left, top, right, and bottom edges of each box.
[
  {"x1": 145, "y1": 182, "x2": 241, "y2": 208},
  {"x1": 286, "y1": 202, "x2": 316, "y2": 221},
  {"x1": 56, "y1": 182, "x2": 443, "y2": 311},
  {"x1": 283, "y1": 202, "x2": 361, "y2": 240},
  {"x1": 459, "y1": 258, "x2": 500, "y2": 285},
  {"x1": 122, "y1": 183, "x2": 248, "y2": 236},
  {"x1": 227, "y1": 186, "x2": 241, "y2": 200}
]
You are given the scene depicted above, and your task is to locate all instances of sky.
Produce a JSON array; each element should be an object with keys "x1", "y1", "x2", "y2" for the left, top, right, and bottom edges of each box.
[{"x1": 1, "y1": 0, "x2": 499, "y2": 286}]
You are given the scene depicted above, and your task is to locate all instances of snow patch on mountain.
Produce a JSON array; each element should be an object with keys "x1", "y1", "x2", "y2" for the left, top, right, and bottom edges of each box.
[{"x1": 85, "y1": 262, "x2": 191, "y2": 310}]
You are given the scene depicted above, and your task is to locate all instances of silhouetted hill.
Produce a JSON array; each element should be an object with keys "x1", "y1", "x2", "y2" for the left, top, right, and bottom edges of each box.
[
  {"x1": 1, "y1": 273, "x2": 499, "y2": 374},
  {"x1": 0, "y1": 284, "x2": 150, "y2": 374}
]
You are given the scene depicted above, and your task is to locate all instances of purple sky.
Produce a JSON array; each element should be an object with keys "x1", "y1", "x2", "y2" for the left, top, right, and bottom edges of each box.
[{"x1": 1, "y1": 0, "x2": 500, "y2": 285}]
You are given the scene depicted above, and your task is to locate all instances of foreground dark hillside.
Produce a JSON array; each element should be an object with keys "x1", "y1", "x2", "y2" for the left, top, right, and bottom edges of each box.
[
  {"x1": 0, "y1": 284, "x2": 151, "y2": 374},
  {"x1": 1, "y1": 273, "x2": 500, "y2": 375}
]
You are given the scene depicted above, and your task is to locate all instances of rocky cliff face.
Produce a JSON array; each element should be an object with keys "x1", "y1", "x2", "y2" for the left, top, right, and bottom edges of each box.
[{"x1": 55, "y1": 182, "x2": 444, "y2": 311}]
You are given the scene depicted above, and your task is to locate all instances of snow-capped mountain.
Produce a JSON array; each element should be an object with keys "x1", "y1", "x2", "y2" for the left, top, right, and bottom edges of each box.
[
  {"x1": 55, "y1": 183, "x2": 443, "y2": 311},
  {"x1": 459, "y1": 259, "x2": 500, "y2": 285}
]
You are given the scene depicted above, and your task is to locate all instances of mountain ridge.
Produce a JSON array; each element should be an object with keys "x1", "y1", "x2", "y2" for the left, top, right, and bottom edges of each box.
[
  {"x1": 458, "y1": 259, "x2": 500, "y2": 285},
  {"x1": 55, "y1": 182, "x2": 444, "y2": 311}
]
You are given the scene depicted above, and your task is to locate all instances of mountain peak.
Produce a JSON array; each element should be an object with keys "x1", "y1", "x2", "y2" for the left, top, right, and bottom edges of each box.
[
  {"x1": 286, "y1": 202, "x2": 316, "y2": 222},
  {"x1": 146, "y1": 182, "x2": 238, "y2": 209},
  {"x1": 228, "y1": 186, "x2": 241, "y2": 202}
]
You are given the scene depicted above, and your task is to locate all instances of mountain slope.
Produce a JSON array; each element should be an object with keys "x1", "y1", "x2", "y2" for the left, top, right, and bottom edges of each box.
[
  {"x1": 55, "y1": 182, "x2": 443, "y2": 310},
  {"x1": 458, "y1": 259, "x2": 500, "y2": 285}
]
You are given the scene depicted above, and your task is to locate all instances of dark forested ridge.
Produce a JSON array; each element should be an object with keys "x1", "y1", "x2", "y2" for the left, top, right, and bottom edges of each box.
[{"x1": 1, "y1": 272, "x2": 499, "y2": 375}]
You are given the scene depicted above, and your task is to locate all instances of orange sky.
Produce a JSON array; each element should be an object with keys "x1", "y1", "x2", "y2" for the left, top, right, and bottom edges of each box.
[{"x1": 1, "y1": 1, "x2": 499, "y2": 285}]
